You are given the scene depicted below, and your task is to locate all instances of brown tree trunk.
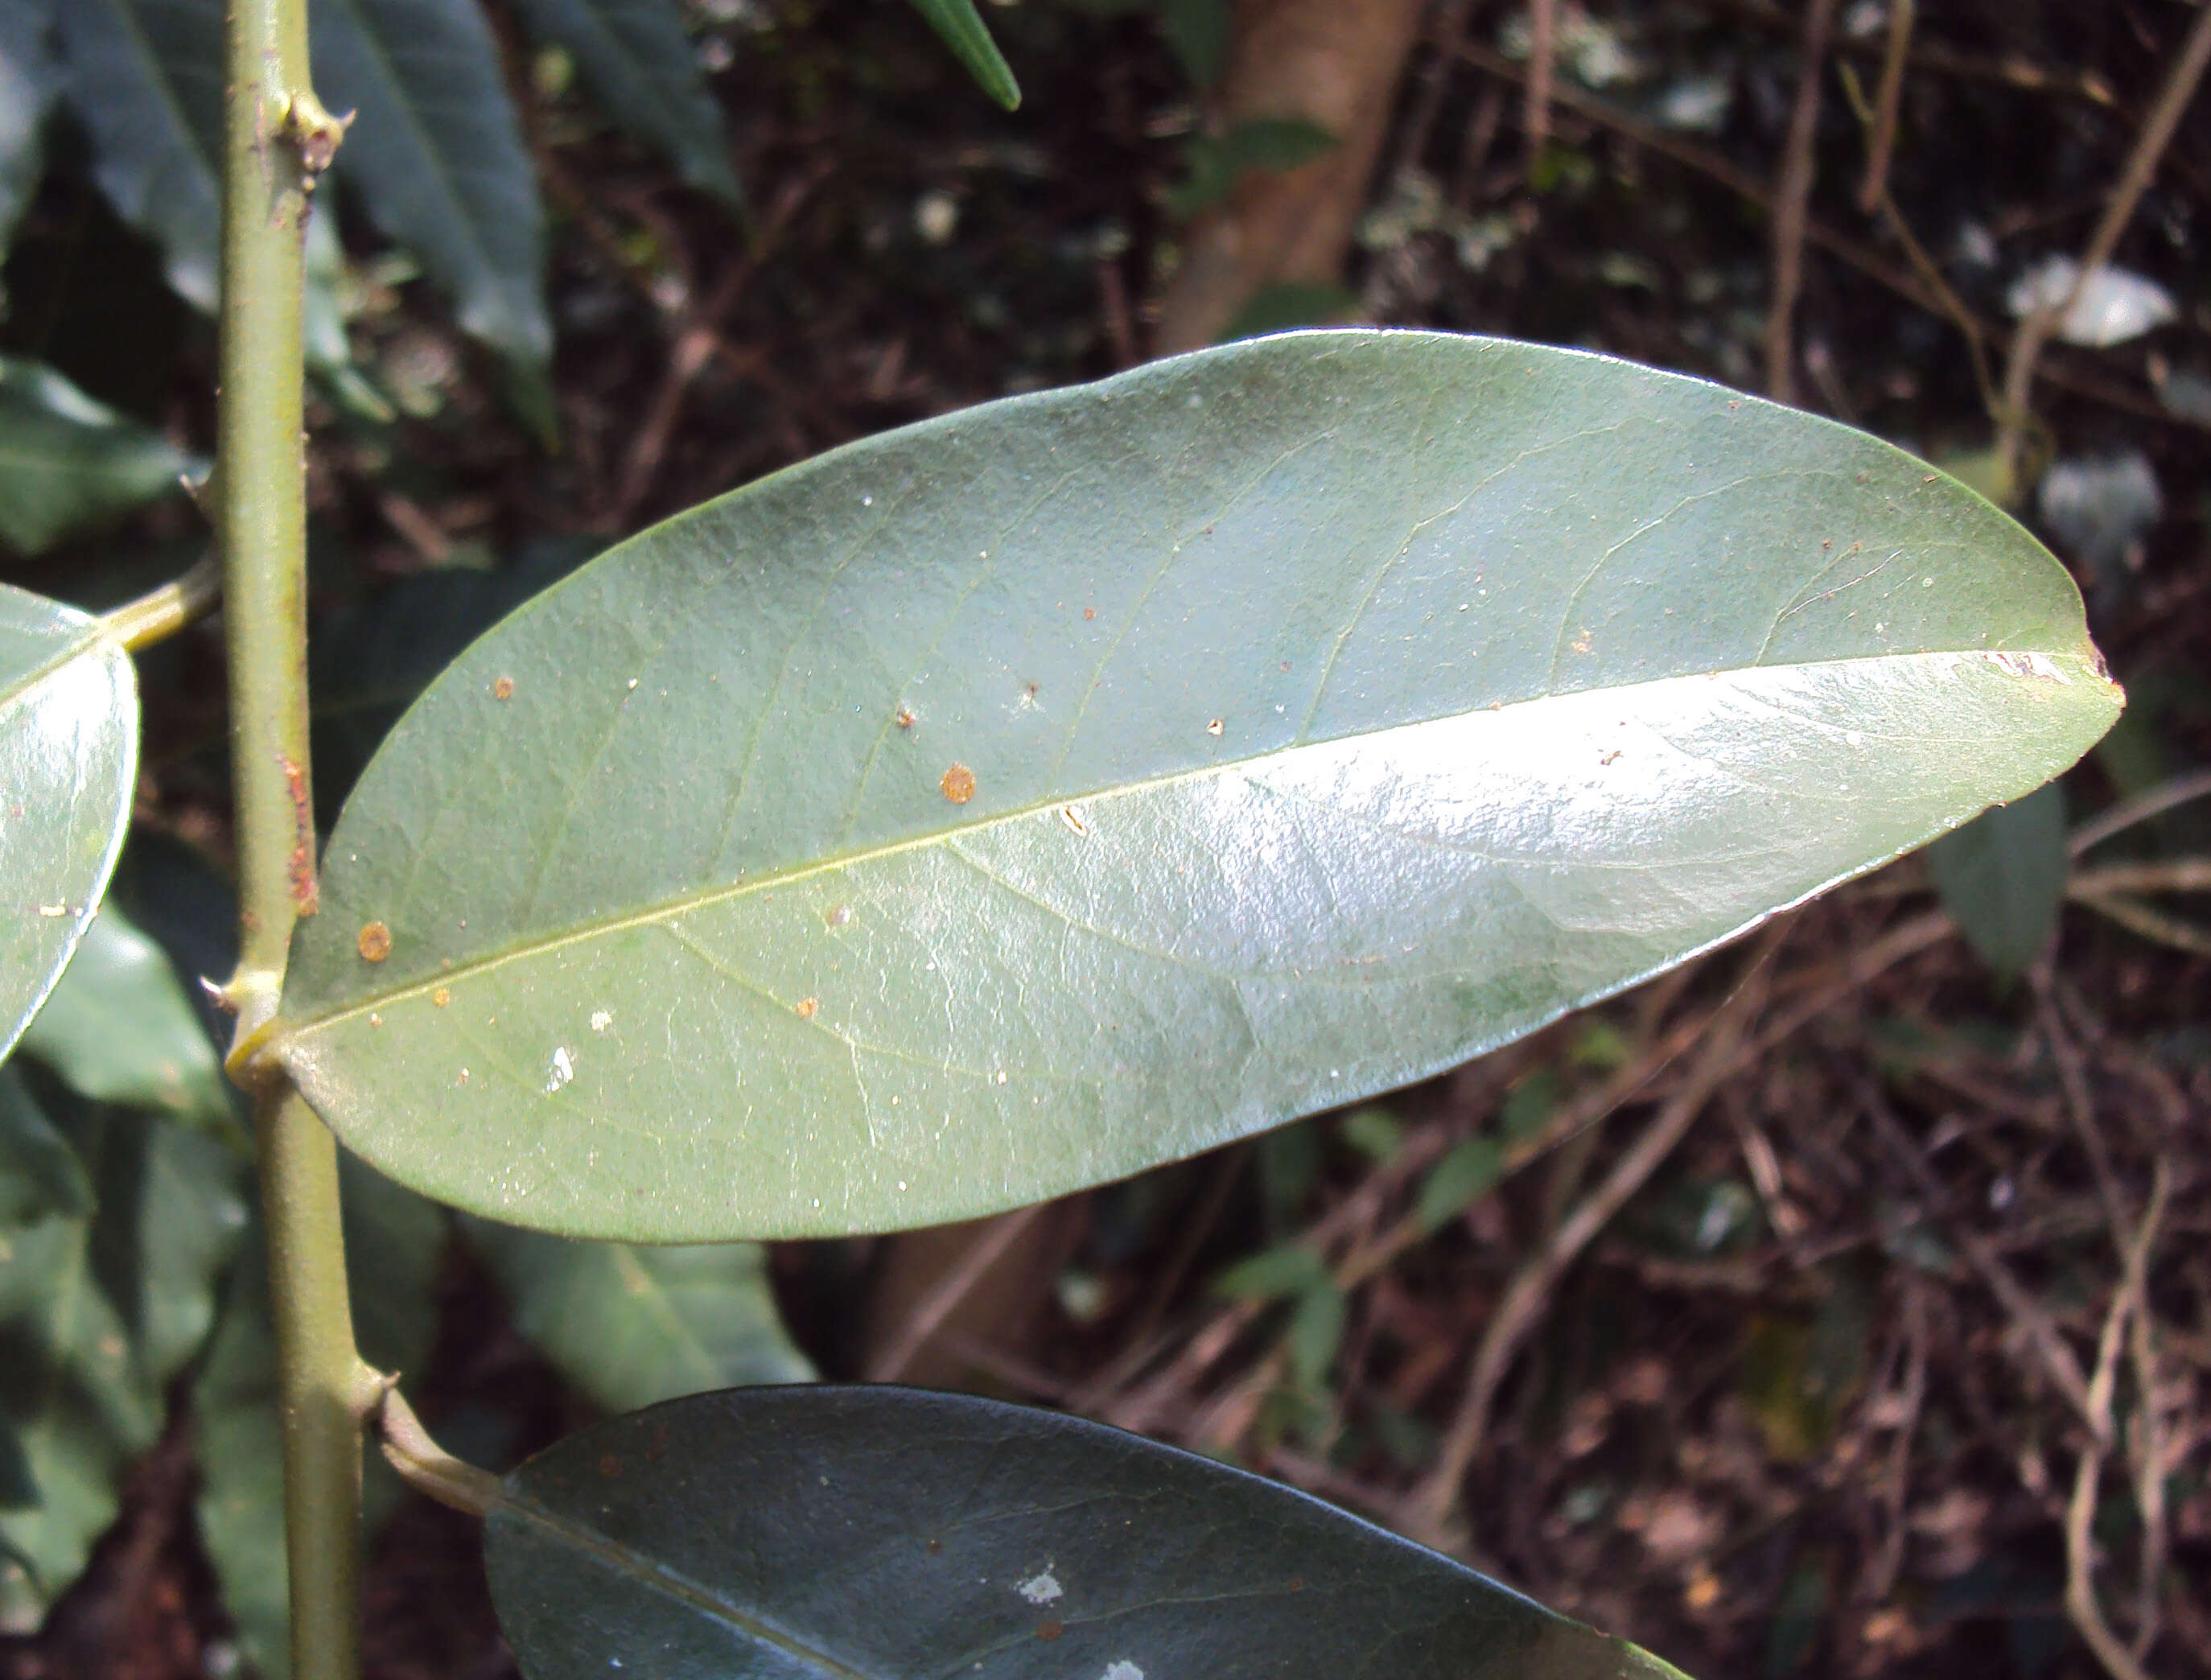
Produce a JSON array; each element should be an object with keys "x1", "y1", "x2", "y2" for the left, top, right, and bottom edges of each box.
[{"x1": 1152, "y1": 0, "x2": 1430, "y2": 356}]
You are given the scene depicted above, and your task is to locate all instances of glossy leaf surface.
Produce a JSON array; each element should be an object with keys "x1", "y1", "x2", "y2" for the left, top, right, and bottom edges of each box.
[
  {"x1": 0, "y1": 583, "x2": 137, "y2": 1064},
  {"x1": 315, "y1": 0, "x2": 550, "y2": 377},
  {"x1": 0, "y1": 356, "x2": 191, "y2": 554},
  {"x1": 486, "y1": 1386, "x2": 1678, "y2": 1679},
  {"x1": 468, "y1": 1221, "x2": 812, "y2": 1414},
  {"x1": 510, "y1": 0, "x2": 739, "y2": 206},
  {"x1": 20, "y1": 906, "x2": 233, "y2": 1130},
  {"x1": 278, "y1": 331, "x2": 2120, "y2": 1241}
]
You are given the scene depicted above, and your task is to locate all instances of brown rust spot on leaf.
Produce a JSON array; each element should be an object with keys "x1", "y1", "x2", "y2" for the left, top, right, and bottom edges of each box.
[
  {"x1": 1036, "y1": 1621, "x2": 1064, "y2": 1641},
  {"x1": 795, "y1": 997, "x2": 819, "y2": 1019},
  {"x1": 895, "y1": 705, "x2": 918, "y2": 730},
  {"x1": 941, "y1": 763, "x2": 976, "y2": 804},
  {"x1": 599, "y1": 1454, "x2": 622, "y2": 1478},
  {"x1": 492, "y1": 675, "x2": 515, "y2": 700},
  {"x1": 1082, "y1": 606, "x2": 1096, "y2": 620},
  {"x1": 356, "y1": 921, "x2": 393, "y2": 962},
  {"x1": 432, "y1": 987, "x2": 451, "y2": 1007}
]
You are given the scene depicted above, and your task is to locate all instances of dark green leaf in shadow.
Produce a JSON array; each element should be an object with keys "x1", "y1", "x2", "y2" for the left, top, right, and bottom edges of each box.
[
  {"x1": 52, "y1": 0, "x2": 367, "y2": 403},
  {"x1": 0, "y1": 1068, "x2": 89, "y2": 1228},
  {"x1": 1168, "y1": 120, "x2": 1338, "y2": 217},
  {"x1": 0, "y1": 1106, "x2": 163, "y2": 1623},
  {"x1": 192, "y1": 1151, "x2": 444, "y2": 1678},
  {"x1": 904, "y1": 0, "x2": 1019, "y2": 110},
  {"x1": 0, "y1": 0, "x2": 58, "y2": 249},
  {"x1": 1925, "y1": 780, "x2": 2068, "y2": 981},
  {"x1": 484, "y1": 1386, "x2": 1687, "y2": 1679},
  {"x1": 278, "y1": 331, "x2": 2121, "y2": 1242},
  {"x1": 0, "y1": 357, "x2": 191, "y2": 554},
  {"x1": 19, "y1": 906, "x2": 234, "y2": 1135},
  {"x1": 189, "y1": 1238, "x2": 287, "y2": 1677},
  {"x1": 1157, "y1": 0, "x2": 1229, "y2": 87},
  {"x1": 56, "y1": 0, "x2": 222, "y2": 310},
  {"x1": 508, "y1": 0, "x2": 739, "y2": 207},
  {"x1": 0, "y1": 582, "x2": 137, "y2": 1063},
  {"x1": 1416, "y1": 1135, "x2": 1503, "y2": 1233},
  {"x1": 314, "y1": 0, "x2": 551, "y2": 380},
  {"x1": 466, "y1": 1219, "x2": 812, "y2": 1415}
]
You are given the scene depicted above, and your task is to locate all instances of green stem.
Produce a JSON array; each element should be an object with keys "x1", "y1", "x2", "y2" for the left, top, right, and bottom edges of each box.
[
  {"x1": 217, "y1": 0, "x2": 363, "y2": 1674},
  {"x1": 258, "y1": 1089, "x2": 373, "y2": 1680}
]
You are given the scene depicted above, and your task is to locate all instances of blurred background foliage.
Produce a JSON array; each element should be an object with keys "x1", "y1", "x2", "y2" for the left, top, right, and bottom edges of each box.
[{"x1": 1, "y1": 1, "x2": 2209, "y2": 1677}]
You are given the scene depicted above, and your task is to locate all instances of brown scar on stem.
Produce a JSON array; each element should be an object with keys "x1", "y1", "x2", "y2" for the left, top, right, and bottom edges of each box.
[{"x1": 280, "y1": 754, "x2": 319, "y2": 915}]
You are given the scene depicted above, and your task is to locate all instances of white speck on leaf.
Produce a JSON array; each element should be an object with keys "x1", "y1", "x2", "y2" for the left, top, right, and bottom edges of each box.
[
  {"x1": 1018, "y1": 1570, "x2": 1062, "y2": 1604},
  {"x1": 1101, "y1": 1663, "x2": 1144, "y2": 1680},
  {"x1": 590, "y1": 1010, "x2": 613, "y2": 1032},
  {"x1": 544, "y1": 1046, "x2": 574, "y2": 1093}
]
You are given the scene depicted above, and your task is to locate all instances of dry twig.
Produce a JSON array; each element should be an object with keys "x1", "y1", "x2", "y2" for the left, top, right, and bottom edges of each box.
[
  {"x1": 1765, "y1": 0, "x2": 1840, "y2": 403},
  {"x1": 1402, "y1": 925, "x2": 1789, "y2": 1546},
  {"x1": 1995, "y1": 3, "x2": 2211, "y2": 487},
  {"x1": 1855, "y1": 0, "x2": 1913, "y2": 213}
]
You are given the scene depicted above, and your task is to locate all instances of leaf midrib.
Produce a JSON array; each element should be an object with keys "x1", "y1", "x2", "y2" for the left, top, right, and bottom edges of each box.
[
  {"x1": 499, "y1": 1490, "x2": 876, "y2": 1680},
  {"x1": 278, "y1": 644, "x2": 2097, "y2": 1041}
]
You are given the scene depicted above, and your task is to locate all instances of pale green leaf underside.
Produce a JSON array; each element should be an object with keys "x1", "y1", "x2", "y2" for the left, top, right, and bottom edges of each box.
[
  {"x1": 278, "y1": 331, "x2": 2118, "y2": 1241},
  {"x1": 0, "y1": 583, "x2": 138, "y2": 1065}
]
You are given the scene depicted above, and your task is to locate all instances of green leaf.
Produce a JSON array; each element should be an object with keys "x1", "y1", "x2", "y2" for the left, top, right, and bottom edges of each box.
[
  {"x1": 508, "y1": 0, "x2": 740, "y2": 207},
  {"x1": 0, "y1": 1105, "x2": 191, "y2": 1621},
  {"x1": 276, "y1": 330, "x2": 2121, "y2": 1242},
  {"x1": 1285, "y1": 1274, "x2": 1345, "y2": 1386},
  {"x1": 0, "y1": 1219, "x2": 159, "y2": 1623},
  {"x1": 0, "y1": 0, "x2": 59, "y2": 250},
  {"x1": 904, "y1": 0, "x2": 1019, "y2": 110},
  {"x1": 19, "y1": 906, "x2": 234, "y2": 1134},
  {"x1": 1213, "y1": 1242, "x2": 1328, "y2": 1303},
  {"x1": 466, "y1": 1220, "x2": 812, "y2": 1414},
  {"x1": 1169, "y1": 120, "x2": 1339, "y2": 217},
  {"x1": 80, "y1": 1108, "x2": 246, "y2": 1385},
  {"x1": 0, "y1": 582, "x2": 137, "y2": 1064},
  {"x1": 193, "y1": 1154, "x2": 443, "y2": 1680},
  {"x1": 0, "y1": 356, "x2": 192, "y2": 554},
  {"x1": 189, "y1": 1240, "x2": 286, "y2": 1676},
  {"x1": 314, "y1": 0, "x2": 552, "y2": 377},
  {"x1": 1157, "y1": 0, "x2": 1230, "y2": 87},
  {"x1": 56, "y1": 0, "x2": 222, "y2": 310},
  {"x1": 1415, "y1": 1135, "x2": 1504, "y2": 1234},
  {"x1": 1925, "y1": 780, "x2": 2068, "y2": 981},
  {"x1": 484, "y1": 1386, "x2": 1683, "y2": 1679},
  {"x1": 56, "y1": 0, "x2": 379, "y2": 408},
  {"x1": 0, "y1": 1069, "x2": 89, "y2": 1229}
]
